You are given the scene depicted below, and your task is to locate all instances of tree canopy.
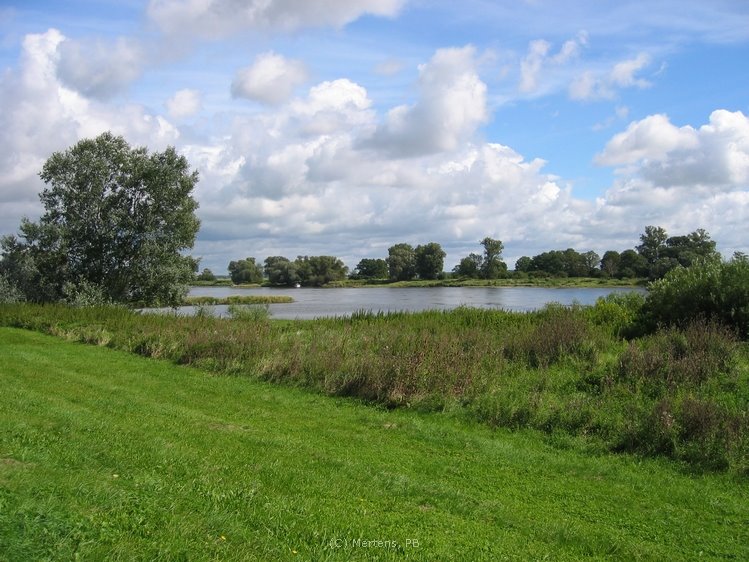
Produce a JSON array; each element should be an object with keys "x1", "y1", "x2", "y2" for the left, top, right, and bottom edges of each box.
[
  {"x1": 228, "y1": 257, "x2": 263, "y2": 284},
  {"x1": 415, "y1": 242, "x2": 446, "y2": 280},
  {"x1": 0, "y1": 132, "x2": 200, "y2": 306},
  {"x1": 387, "y1": 243, "x2": 416, "y2": 281}
]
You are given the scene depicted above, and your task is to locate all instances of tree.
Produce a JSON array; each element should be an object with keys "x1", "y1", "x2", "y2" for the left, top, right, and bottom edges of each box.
[
  {"x1": 228, "y1": 257, "x2": 264, "y2": 284},
  {"x1": 295, "y1": 255, "x2": 348, "y2": 286},
  {"x1": 0, "y1": 132, "x2": 200, "y2": 306},
  {"x1": 197, "y1": 268, "x2": 217, "y2": 282},
  {"x1": 600, "y1": 250, "x2": 621, "y2": 277},
  {"x1": 514, "y1": 256, "x2": 532, "y2": 273},
  {"x1": 480, "y1": 237, "x2": 507, "y2": 279},
  {"x1": 414, "y1": 242, "x2": 446, "y2": 280},
  {"x1": 386, "y1": 243, "x2": 416, "y2": 281},
  {"x1": 618, "y1": 249, "x2": 648, "y2": 278},
  {"x1": 636, "y1": 225, "x2": 668, "y2": 267},
  {"x1": 352, "y1": 258, "x2": 388, "y2": 279},
  {"x1": 264, "y1": 256, "x2": 300, "y2": 286},
  {"x1": 454, "y1": 253, "x2": 483, "y2": 278}
]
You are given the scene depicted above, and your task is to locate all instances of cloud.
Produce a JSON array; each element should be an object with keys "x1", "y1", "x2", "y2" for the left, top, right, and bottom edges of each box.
[
  {"x1": 569, "y1": 52, "x2": 651, "y2": 100},
  {"x1": 518, "y1": 32, "x2": 587, "y2": 94},
  {"x1": 589, "y1": 110, "x2": 749, "y2": 256},
  {"x1": 56, "y1": 35, "x2": 145, "y2": 99},
  {"x1": 147, "y1": 0, "x2": 406, "y2": 38},
  {"x1": 166, "y1": 89, "x2": 202, "y2": 119},
  {"x1": 0, "y1": 29, "x2": 181, "y2": 236},
  {"x1": 231, "y1": 52, "x2": 308, "y2": 105},
  {"x1": 364, "y1": 46, "x2": 488, "y2": 158},
  {"x1": 598, "y1": 110, "x2": 749, "y2": 188}
]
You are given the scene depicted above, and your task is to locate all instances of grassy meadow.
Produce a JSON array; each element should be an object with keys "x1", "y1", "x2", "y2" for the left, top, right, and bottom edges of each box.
[
  {"x1": 1, "y1": 327, "x2": 748, "y2": 560},
  {"x1": 1, "y1": 299, "x2": 747, "y2": 475}
]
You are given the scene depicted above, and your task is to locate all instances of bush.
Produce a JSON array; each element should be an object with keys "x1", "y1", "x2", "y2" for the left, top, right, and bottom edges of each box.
[{"x1": 642, "y1": 256, "x2": 749, "y2": 338}]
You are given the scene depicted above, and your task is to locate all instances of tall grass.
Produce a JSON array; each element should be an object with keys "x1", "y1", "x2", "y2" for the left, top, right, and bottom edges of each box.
[{"x1": 1, "y1": 301, "x2": 747, "y2": 474}]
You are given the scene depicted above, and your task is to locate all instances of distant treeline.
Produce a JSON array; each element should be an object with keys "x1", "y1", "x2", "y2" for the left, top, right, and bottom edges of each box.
[{"x1": 198, "y1": 226, "x2": 724, "y2": 287}]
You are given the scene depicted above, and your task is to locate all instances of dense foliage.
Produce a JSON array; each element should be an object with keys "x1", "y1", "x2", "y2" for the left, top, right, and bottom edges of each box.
[
  {"x1": 351, "y1": 258, "x2": 388, "y2": 279},
  {"x1": 228, "y1": 257, "x2": 263, "y2": 284},
  {"x1": 0, "y1": 133, "x2": 200, "y2": 306},
  {"x1": 642, "y1": 254, "x2": 749, "y2": 337}
]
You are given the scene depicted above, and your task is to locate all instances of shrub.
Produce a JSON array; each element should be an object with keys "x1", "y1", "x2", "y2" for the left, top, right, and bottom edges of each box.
[{"x1": 642, "y1": 256, "x2": 749, "y2": 338}]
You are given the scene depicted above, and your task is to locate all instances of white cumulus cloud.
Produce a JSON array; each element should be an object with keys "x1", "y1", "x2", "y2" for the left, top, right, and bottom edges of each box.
[
  {"x1": 56, "y1": 35, "x2": 145, "y2": 99},
  {"x1": 364, "y1": 46, "x2": 488, "y2": 158},
  {"x1": 166, "y1": 88, "x2": 202, "y2": 119},
  {"x1": 231, "y1": 51, "x2": 308, "y2": 105}
]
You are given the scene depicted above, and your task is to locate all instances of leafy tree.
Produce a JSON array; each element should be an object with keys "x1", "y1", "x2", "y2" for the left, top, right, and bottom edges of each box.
[
  {"x1": 352, "y1": 258, "x2": 388, "y2": 279},
  {"x1": 454, "y1": 253, "x2": 484, "y2": 278},
  {"x1": 295, "y1": 255, "x2": 348, "y2": 286},
  {"x1": 197, "y1": 268, "x2": 217, "y2": 282},
  {"x1": 480, "y1": 237, "x2": 507, "y2": 279},
  {"x1": 636, "y1": 226, "x2": 719, "y2": 279},
  {"x1": 228, "y1": 257, "x2": 263, "y2": 284},
  {"x1": 636, "y1": 225, "x2": 668, "y2": 266},
  {"x1": 414, "y1": 242, "x2": 446, "y2": 280},
  {"x1": 618, "y1": 249, "x2": 648, "y2": 278},
  {"x1": 386, "y1": 243, "x2": 416, "y2": 281},
  {"x1": 264, "y1": 256, "x2": 300, "y2": 286},
  {"x1": 600, "y1": 250, "x2": 621, "y2": 277},
  {"x1": 0, "y1": 132, "x2": 200, "y2": 306},
  {"x1": 514, "y1": 256, "x2": 532, "y2": 273}
]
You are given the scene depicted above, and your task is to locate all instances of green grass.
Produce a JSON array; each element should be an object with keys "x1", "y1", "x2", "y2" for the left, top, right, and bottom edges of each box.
[
  {"x1": 1, "y1": 302, "x2": 748, "y2": 475},
  {"x1": 1, "y1": 327, "x2": 747, "y2": 560}
]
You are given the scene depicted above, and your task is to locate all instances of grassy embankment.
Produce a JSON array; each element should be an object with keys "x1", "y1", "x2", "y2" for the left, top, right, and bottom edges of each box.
[
  {"x1": 1, "y1": 300, "x2": 747, "y2": 476},
  {"x1": 1, "y1": 327, "x2": 747, "y2": 560}
]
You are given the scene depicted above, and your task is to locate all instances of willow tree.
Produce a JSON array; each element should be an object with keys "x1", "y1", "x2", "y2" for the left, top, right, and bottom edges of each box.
[{"x1": 0, "y1": 132, "x2": 200, "y2": 306}]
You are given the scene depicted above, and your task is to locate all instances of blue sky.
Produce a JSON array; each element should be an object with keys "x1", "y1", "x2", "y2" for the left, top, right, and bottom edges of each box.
[{"x1": 1, "y1": 0, "x2": 748, "y2": 272}]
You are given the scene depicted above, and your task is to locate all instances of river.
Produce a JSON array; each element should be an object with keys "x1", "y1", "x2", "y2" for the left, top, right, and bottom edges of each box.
[{"x1": 182, "y1": 285, "x2": 645, "y2": 320}]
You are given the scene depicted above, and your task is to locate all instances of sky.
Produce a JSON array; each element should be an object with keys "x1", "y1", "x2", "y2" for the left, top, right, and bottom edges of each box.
[{"x1": 1, "y1": 0, "x2": 748, "y2": 273}]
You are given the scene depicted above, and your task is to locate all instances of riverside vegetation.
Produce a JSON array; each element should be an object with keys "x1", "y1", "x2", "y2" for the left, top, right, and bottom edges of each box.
[
  {"x1": 3, "y1": 328, "x2": 747, "y2": 560},
  {"x1": 2, "y1": 257, "x2": 748, "y2": 476}
]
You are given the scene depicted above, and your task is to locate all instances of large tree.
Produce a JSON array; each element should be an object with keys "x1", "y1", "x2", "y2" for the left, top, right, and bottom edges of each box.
[
  {"x1": 386, "y1": 243, "x2": 416, "y2": 281},
  {"x1": 228, "y1": 257, "x2": 264, "y2": 284},
  {"x1": 352, "y1": 258, "x2": 388, "y2": 279},
  {"x1": 414, "y1": 242, "x2": 446, "y2": 280},
  {"x1": 295, "y1": 255, "x2": 348, "y2": 286},
  {"x1": 264, "y1": 256, "x2": 300, "y2": 286},
  {"x1": 480, "y1": 237, "x2": 507, "y2": 279},
  {"x1": 454, "y1": 253, "x2": 484, "y2": 278},
  {"x1": 0, "y1": 132, "x2": 200, "y2": 306}
]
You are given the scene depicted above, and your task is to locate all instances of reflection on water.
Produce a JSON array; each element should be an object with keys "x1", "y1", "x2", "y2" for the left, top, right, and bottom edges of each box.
[{"x1": 176, "y1": 285, "x2": 646, "y2": 320}]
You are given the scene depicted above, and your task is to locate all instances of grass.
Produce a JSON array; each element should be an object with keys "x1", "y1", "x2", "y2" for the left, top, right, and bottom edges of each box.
[
  {"x1": 1, "y1": 327, "x2": 747, "y2": 560},
  {"x1": 1, "y1": 301, "x2": 747, "y2": 475}
]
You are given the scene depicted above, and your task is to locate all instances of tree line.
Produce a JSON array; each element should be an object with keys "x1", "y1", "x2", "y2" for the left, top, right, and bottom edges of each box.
[{"x1": 214, "y1": 227, "x2": 721, "y2": 287}]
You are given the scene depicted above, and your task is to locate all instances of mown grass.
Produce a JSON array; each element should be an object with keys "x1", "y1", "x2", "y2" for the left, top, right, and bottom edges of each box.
[
  {"x1": 2, "y1": 300, "x2": 747, "y2": 476},
  {"x1": 1, "y1": 327, "x2": 747, "y2": 560}
]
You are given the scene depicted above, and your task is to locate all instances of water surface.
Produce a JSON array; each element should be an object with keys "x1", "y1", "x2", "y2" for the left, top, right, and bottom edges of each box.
[{"x1": 183, "y1": 285, "x2": 645, "y2": 320}]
